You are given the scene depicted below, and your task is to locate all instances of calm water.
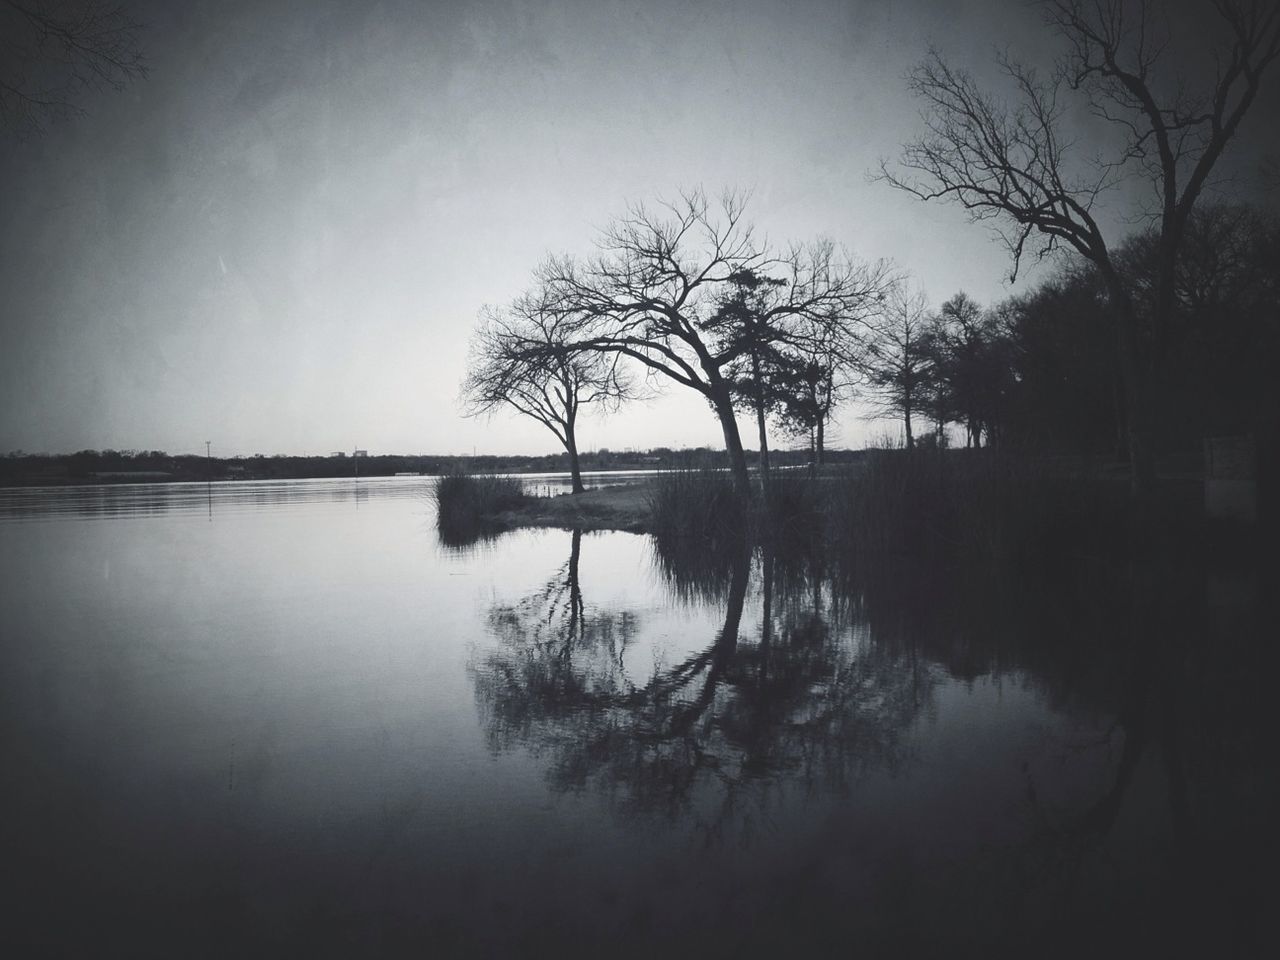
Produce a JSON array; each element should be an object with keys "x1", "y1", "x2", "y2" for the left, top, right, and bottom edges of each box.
[{"x1": 0, "y1": 478, "x2": 1268, "y2": 957}]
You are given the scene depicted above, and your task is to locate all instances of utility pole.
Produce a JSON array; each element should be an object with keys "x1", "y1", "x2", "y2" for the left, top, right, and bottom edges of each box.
[{"x1": 205, "y1": 441, "x2": 212, "y2": 478}]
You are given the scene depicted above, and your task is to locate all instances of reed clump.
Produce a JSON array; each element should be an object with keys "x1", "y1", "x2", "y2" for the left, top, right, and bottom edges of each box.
[
  {"x1": 433, "y1": 471, "x2": 528, "y2": 543},
  {"x1": 647, "y1": 468, "x2": 746, "y2": 544},
  {"x1": 762, "y1": 472, "x2": 826, "y2": 546}
]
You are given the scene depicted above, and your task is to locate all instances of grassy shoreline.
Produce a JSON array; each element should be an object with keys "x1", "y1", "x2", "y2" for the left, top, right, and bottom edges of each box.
[
  {"x1": 490, "y1": 482, "x2": 657, "y2": 533},
  {"x1": 435, "y1": 456, "x2": 1243, "y2": 569}
]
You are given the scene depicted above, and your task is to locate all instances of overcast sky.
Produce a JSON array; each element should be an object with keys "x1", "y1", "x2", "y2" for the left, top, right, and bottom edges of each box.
[{"x1": 1, "y1": 0, "x2": 1274, "y2": 457}]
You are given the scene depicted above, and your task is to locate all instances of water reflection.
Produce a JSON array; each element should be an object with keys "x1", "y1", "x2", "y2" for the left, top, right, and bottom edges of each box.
[
  {"x1": 1009, "y1": 551, "x2": 1270, "y2": 956},
  {"x1": 0, "y1": 476, "x2": 431, "y2": 521},
  {"x1": 473, "y1": 533, "x2": 935, "y2": 832},
  {"x1": 0, "y1": 480, "x2": 1268, "y2": 954},
  {"x1": 470, "y1": 527, "x2": 1270, "y2": 951},
  {"x1": 0, "y1": 471, "x2": 660, "y2": 523}
]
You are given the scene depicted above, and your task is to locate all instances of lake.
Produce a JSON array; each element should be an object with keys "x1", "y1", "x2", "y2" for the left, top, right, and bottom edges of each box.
[{"x1": 0, "y1": 477, "x2": 1268, "y2": 957}]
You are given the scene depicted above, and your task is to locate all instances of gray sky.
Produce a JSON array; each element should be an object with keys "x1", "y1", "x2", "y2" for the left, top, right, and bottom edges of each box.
[{"x1": 1, "y1": 0, "x2": 1274, "y2": 457}]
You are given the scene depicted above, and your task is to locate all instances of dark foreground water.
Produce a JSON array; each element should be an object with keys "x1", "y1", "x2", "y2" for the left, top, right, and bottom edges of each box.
[{"x1": 0, "y1": 478, "x2": 1270, "y2": 957}]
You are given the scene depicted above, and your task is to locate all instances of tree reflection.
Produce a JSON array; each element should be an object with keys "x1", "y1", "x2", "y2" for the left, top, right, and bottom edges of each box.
[
  {"x1": 962, "y1": 542, "x2": 1272, "y2": 955},
  {"x1": 472, "y1": 529, "x2": 640, "y2": 751},
  {"x1": 468, "y1": 520, "x2": 1268, "y2": 947},
  {"x1": 471, "y1": 531, "x2": 935, "y2": 833}
]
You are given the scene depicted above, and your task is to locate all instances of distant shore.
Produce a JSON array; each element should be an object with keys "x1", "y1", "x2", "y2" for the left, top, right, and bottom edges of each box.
[{"x1": 0, "y1": 448, "x2": 861, "y2": 488}]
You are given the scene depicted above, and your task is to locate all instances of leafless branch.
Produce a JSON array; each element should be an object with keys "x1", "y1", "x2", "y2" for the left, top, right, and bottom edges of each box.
[{"x1": 1, "y1": 0, "x2": 147, "y2": 137}]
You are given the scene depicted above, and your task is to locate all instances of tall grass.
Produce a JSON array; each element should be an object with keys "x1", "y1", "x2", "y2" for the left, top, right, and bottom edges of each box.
[
  {"x1": 647, "y1": 468, "x2": 745, "y2": 544},
  {"x1": 762, "y1": 472, "x2": 826, "y2": 546},
  {"x1": 826, "y1": 449, "x2": 1127, "y2": 573},
  {"x1": 648, "y1": 467, "x2": 835, "y2": 604},
  {"x1": 432, "y1": 470, "x2": 528, "y2": 546}
]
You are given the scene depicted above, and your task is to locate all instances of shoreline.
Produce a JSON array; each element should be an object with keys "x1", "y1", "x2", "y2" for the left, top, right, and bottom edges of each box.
[{"x1": 491, "y1": 482, "x2": 657, "y2": 534}]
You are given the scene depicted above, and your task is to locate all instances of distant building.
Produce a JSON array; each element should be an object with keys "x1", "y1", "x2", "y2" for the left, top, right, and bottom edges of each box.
[
  {"x1": 353, "y1": 449, "x2": 368, "y2": 457},
  {"x1": 330, "y1": 451, "x2": 347, "y2": 458}
]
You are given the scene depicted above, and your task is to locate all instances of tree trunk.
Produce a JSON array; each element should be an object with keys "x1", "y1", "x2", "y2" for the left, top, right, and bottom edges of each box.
[
  {"x1": 755, "y1": 396, "x2": 771, "y2": 501},
  {"x1": 565, "y1": 429, "x2": 585, "y2": 494},
  {"x1": 904, "y1": 402, "x2": 914, "y2": 450},
  {"x1": 749, "y1": 352, "x2": 772, "y2": 499},
  {"x1": 816, "y1": 418, "x2": 825, "y2": 466},
  {"x1": 567, "y1": 527, "x2": 583, "y2": 636},
  {"x1": 760, "y1": 546, "x2": 773, "y2": 671},
  {"x1": 710, "y1": 384, "x2": 751, "y2": 499}
]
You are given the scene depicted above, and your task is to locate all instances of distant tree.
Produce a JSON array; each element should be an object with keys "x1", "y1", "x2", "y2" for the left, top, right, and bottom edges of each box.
[
  {"x1": 703, "y1": 268, "x2": 791, "y2": 493},
  {"x1": 772, "y1": 280, "x2": 884, "y2": 468},
  {"x1": 462, "y1": 287, "x2": 631, "y2": 494},
  {"x1": 769, "y1": 341, "x2": 849, "y2": 467},
  {"x1": 932, "y1": 293, "x2": 986, "y2": 448},
  {"x1": 879, "y1": 0, "x2": 1280, "y2": 495},
  {"x1": 0, "y1": 0, "x2": 147, "y2": 137},
  {"x1": 932, "y1": 293, "x2": 1018, "y2": 449},
  {"x1": 536, "y1": 189, "x2": 889, "y2": 498},
  {"x1": 859, "y1": 282, "x2": 936, "y2": 449}
]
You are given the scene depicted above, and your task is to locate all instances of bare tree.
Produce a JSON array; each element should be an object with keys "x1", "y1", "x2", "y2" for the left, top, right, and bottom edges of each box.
[
  {"x1": 879, "y1": 0, "x2": 1280, "y2": 495},
  {"x1": 860, "y1": 282, "x2": 936, "y2": 450},
  {"x1": 1, "y1": 0, "x2": 147, "y2": 137},
  {"x1": 462, "y1": 287, "x2": 631, "y2": 494},
  {"x1": 538, "y1": 189, "x2": 888, "y2": 498}
]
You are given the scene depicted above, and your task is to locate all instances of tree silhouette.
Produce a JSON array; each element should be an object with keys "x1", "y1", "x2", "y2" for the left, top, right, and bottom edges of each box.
[
  {"x1": 929, "y1": 292, "x2": 1015, "y2": 449},
  {"x1": 768, "y1": 306, "x2": 865, "y2": 467},
  {"x1": 879, "y1": 0, "x2": 1280, "y2": 495},
  {"x1": 703, "y1": 268, "x2": 791, "y2": 494},
  {"x1": 0, "y1": 0, "x2": 147, "y2": 137},
  {"x1": 987, "y1": 265, "x2": 1122, "y2": 454},
  {"x1": 462, "y1": 286, "x2": 631, "y2": 494},
  {"x1": 535, "y1": 189, "x2": 888, "y2": 498},
  {"x1": 859, "y1": 282, "x2": 936, "y2": 449}
]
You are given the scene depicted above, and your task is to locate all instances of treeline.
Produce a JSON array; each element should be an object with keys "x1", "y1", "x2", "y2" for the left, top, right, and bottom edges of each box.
[
  {"x1": 863, "y1": 202, "x2": 1280, "y2": 461},
  {"x1": 464, "y1": 191, "x2": 1278, "y2": 501},
  {"x1": 462, "y1": 188, "x2": 891, "y2": 497},
  {"x1": 459, "y1": 4, "x2": 1280, "y2": 504},
  {"x1": 0, "y1": 446, "x2": 856, "y2": 486}
]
